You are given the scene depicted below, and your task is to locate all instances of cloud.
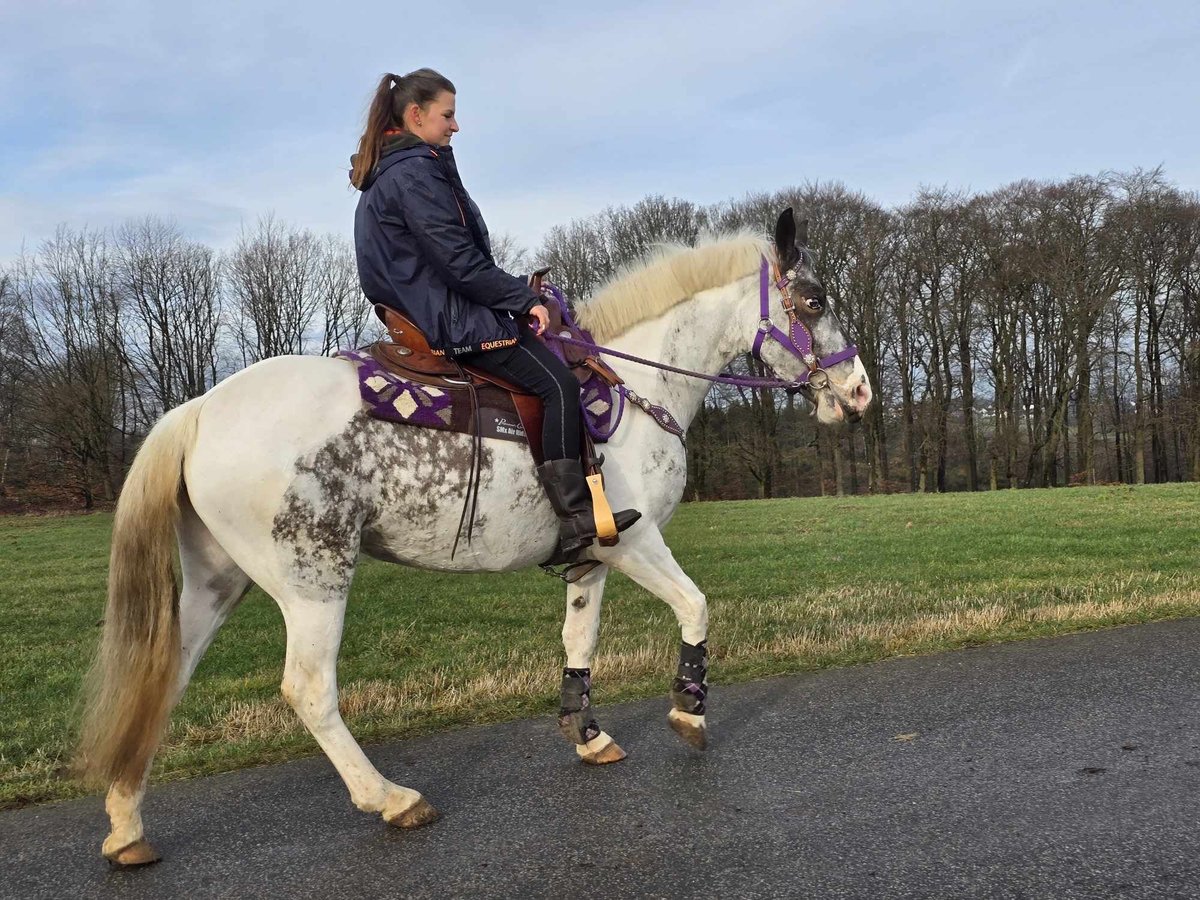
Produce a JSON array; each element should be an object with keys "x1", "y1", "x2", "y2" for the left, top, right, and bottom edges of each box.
[{"x1": 3, "y1": 0, "x2": 1199, "y2": 267}]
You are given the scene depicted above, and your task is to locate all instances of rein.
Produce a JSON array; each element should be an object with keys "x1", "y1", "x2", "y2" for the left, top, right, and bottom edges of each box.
[
  {"x1": 547, "y1": 332, "x2": 801, "y2": 391},
  {"x1": 544, "y1": 256, "x2": 859, "y2": 435}
]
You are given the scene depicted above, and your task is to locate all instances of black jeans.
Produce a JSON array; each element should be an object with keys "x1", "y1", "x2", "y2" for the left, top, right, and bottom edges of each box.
[{"x1": 462, "y1": 333, "x2": 581, "y2": 461}]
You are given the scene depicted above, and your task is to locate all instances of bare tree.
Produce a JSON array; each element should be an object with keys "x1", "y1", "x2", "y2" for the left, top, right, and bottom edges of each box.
[
  {"x1": 489, "y1": 231, "x2": 530, "y2": 275},
  {"x1": 227, "y1": 215, "x2": 322, "y2": 364},
  {"x1": 114, "y1": 217, "x2": 224, "y2": 415},
  {"x1": 536, "y1": 218, "x2": 613, "y2": 301},
  {"x1": 0, "y1": 270, "x2": 23, "y2": 493},
  {"x1": 315, "y1": 235, "x2": 377, "y2": 354},
  {"x1": 11, "y1": 227, "x2": 133, "y2": 505}
]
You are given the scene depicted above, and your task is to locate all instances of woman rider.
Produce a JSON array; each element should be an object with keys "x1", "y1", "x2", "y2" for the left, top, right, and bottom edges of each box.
[{"x1": 350, "y1": 69, "x2": 638, "y2": 563}]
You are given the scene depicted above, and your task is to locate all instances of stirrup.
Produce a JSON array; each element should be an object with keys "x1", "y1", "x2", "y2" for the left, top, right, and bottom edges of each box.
[{"x1": 585, "y1": 472, "x2": 619, "y2": 544}]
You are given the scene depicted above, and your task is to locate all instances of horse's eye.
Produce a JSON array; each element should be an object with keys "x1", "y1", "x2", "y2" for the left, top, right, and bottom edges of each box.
[{"x1": 806, "y1": 297, "x2": 824, "y2": 312}]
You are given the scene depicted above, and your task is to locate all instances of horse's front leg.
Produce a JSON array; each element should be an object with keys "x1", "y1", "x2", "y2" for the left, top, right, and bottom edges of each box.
[
  {"x1": 559, "y1": 564, "x2": 626, "y2": 764},
  {"x1": 602, "y1": 525, "x2": 709, "y2": 750}
]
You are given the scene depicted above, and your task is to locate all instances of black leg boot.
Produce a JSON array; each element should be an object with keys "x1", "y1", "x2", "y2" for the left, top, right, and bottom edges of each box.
[{"x1": 536, "y1": 458, "x2": 641, "y2": 563}]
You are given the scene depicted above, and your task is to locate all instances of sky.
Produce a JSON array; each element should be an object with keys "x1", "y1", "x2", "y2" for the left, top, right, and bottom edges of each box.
[{"x1": 1, "y1": 0, "x2": 1198, "y2": 264}]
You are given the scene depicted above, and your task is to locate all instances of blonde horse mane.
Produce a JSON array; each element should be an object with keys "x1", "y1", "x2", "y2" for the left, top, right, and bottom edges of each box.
[{"x1": 574, "y1": 233, "x2": 771, "y2": 342}]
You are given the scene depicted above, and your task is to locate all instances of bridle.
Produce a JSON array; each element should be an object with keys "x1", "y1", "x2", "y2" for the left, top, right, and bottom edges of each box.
[
  {"x1": 751, "y1": 256, "x2": 858, "y2": 392},
  {"x1": 541, "y1": 255, "x2": 860, "y2": 438}
]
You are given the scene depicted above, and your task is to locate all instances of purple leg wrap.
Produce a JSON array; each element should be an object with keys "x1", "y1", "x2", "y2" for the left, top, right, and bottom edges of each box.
[
  {"x1": 671, "y1": 640, "x2": 708, "y2": 715},
  {"x1": 559, "y1": 667, "x2": 602, "y2": 745}
]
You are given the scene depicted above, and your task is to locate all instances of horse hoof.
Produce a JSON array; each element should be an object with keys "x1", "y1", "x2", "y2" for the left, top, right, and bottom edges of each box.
[
  {"x1": 384, "y1": 797, "x2": 440, "y2": 829},
  {"x1": 104, "y1": 838, "x2": 162, "y2": 868},
  {"x1": 575, "y1": 730, "x2": 627, "y2": 765},
  {"x1": 668, "y1": 708, "x2": 708, "y2": 750}
]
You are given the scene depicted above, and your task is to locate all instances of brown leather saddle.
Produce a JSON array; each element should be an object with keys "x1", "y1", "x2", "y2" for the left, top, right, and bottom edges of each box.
[
  {"x1": 362, "y1": 268, "x2": 623, "y2": 465},
  {"x1": 373, "y1": 272, "x2": 617, "y2": 371},
  {"x1": 369, "y1": 302, "x2": 549, "y2": 454}
]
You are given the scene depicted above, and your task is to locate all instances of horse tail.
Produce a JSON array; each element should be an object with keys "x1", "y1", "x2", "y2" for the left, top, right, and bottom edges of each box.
[{"x1": 76, "y1": 397, "x2": 205, "y2": 790}]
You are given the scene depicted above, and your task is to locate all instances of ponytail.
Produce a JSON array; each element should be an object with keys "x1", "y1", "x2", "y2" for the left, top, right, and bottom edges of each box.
[{"x1": 350, "y1": 69, "x2": 457, "y2": 190}]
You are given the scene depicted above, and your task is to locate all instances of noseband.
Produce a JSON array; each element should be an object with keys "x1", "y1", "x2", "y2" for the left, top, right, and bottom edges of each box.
[{"x1": 751, "y1": 256, "x2": 858, "y2": 391}]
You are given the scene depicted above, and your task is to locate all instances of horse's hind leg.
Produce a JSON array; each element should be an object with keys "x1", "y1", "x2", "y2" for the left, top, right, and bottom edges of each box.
[
  {"x1": 558, "y1": 565, "x2": 626, "y2": 765},
  {"x1": 275, "y1": 592, "x2": 438, "y2": 828},
  {"x1": 602, "y1": 526, "x2": 709, "y2": 750},
  {"x1": 103, "y1": 498, "x2": 252, "y2": 865}
]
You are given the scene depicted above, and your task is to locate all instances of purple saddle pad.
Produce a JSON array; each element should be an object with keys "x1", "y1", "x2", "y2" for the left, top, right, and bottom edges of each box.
[{"x1": 333, "y1": 348, "x2": 531, "y2": 444}]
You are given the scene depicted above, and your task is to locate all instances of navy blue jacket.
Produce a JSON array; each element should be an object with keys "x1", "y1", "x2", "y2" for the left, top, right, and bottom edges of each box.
[{"x1": 354, "y1": 138, "x2": 538, "y2": 356}]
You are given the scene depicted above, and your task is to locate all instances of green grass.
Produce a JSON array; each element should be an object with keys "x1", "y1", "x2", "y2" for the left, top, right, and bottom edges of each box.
[{"x1": 2, "y1": 483, "x2": 1199, "y2": 807}]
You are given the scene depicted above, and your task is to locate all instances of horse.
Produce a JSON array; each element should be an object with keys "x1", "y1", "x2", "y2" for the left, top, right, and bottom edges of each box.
[{"x1": 78, "y1": 208, "x2": 873, "y2": 865}]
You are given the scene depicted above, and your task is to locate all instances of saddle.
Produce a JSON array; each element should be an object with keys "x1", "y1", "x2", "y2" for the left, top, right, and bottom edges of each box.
[
  {"x1": 339, "y1": 273, "x2": 622, "y2": 467},
  {"x1": 373, "y1": 276, "x2": 621, "y2": 392},
  {"x1": 367, "y1": 304, "x2": 550, "y2": 459}
]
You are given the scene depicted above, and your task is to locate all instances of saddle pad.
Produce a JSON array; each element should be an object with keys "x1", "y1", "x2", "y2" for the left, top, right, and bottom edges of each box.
[
  {"x1": 335, "y1": 348, "x2": 530, "y2": 444},
  {"x1": 539, "y1": 284, "x2": 621, "y2": 442},
  {"x1": 580, "y1": 378, "x2": 619, "y2": 440}
]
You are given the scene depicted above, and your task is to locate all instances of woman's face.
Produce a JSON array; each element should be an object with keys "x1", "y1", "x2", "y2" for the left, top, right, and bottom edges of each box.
[{"x1": 405, "y1": 91, "x2": 459, "y2": 146}]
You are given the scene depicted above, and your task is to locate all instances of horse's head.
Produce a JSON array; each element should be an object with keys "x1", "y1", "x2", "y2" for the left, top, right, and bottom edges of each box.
[{"x1": 755, "y1": 208, "x2": 873, "y2": 426}]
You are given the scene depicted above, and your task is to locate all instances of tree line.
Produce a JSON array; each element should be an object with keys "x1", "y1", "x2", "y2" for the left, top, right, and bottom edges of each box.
[
  {"x1": 539, "y1": 169, "x2": 1200, "y2": 498},
  {"x1": 1, "y1": 168, "x2": 1197, "y2": 508},
  {"x1": 0, "y1": 217, "x2": 377, "y2": 507}
]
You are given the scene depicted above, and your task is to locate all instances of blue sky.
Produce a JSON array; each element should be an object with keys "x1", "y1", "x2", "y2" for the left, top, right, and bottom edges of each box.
[{"x1": 2, "y1": 0, "x2": 1197, "y2": 263}]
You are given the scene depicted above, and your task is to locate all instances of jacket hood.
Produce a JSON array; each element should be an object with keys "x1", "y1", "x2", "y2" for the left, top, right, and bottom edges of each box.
[{"x1": 352, "y1": 133, "x2": 437, "y2": 191}]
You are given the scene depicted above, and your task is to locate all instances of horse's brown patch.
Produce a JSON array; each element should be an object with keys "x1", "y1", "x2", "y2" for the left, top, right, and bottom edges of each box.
[{"x1": 272, "y1": 412, "x2": 499, "y2": 594}]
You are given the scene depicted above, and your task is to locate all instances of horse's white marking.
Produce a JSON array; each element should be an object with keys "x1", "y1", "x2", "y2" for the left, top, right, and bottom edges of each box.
[{"x1": 574, "y1": 730, "x2": 618, "y2": 759}]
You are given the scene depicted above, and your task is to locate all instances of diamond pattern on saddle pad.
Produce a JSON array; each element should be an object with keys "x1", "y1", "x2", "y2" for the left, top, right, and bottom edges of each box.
[
  {"x1": 581, "y1": 381, "x2": 618, "y2": 440},
  {"x1": 335, "y1": 348, "x2": 457, "y2": 430},
  {"x1": 586, "y1": 396, "x2": 611, "y2": 416},
  {"x1": 391, "y1": 389, "x2": 419, "y2": 418}
]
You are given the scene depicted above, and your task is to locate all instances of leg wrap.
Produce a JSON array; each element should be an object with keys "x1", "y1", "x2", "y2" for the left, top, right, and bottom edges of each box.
[
  {"x1": 559, "y1": 668, "x2": 601, "y2": 745},
  {"x1": 671, "y1": 640, "x2": 708, "y2": 715}
]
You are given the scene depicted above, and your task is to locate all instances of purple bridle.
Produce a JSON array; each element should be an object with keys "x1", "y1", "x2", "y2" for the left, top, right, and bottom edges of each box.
[
  {"x1": 542, "y1": 255, "x2": 859, "y2": 438},
  {"x1": 751, "y1": 256, "x2": 858, "y2": 391}
]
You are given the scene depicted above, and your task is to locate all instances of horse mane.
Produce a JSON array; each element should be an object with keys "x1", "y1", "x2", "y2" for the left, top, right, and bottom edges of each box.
[{"x1": 574, "y1": 232, "x2": 771, "y2": 342}]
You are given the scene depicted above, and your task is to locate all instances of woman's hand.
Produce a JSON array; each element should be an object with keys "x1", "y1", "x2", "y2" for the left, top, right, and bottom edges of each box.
[{"x1": 528, "y1": 303, "x2": 550, "y2": 336}]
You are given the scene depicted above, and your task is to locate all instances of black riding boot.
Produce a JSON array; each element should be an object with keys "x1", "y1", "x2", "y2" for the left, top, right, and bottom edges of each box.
[{"x1": 536, "y1": 458, "x2": 641, "y2": 563}]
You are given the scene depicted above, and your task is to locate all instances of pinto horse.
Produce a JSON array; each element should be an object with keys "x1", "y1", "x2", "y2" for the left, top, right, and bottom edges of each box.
[{"x1": 78, "y1": 209, "x2": 873, "y2": 864}]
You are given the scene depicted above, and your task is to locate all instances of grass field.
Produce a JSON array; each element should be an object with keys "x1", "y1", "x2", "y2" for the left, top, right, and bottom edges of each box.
[{"x1": 2, "y1": 483, "x2": 1198, "y2": 808}]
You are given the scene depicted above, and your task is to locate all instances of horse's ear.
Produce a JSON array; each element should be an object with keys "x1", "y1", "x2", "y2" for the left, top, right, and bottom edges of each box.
[
  {"x1": 797, "y1": 217, "x2": 810, "y2": 248},
  {"x1": 774, "y1": 208, "x2": 799, "y2": 271}
]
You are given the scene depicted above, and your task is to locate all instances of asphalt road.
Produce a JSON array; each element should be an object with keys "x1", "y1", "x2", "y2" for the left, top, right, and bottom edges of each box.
[{"x1": 4, "y1": 619, "x2": 1200, "y2": 899}]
